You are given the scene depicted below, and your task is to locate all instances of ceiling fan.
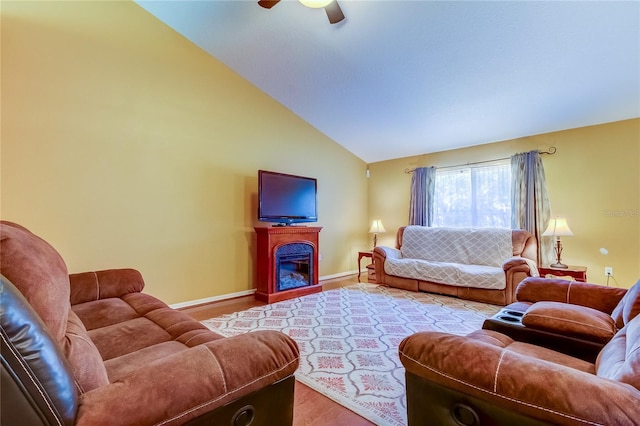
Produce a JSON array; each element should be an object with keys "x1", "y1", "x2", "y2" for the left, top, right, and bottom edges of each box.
[{"x1": 258, "y1": 0, "x2": 346, "y2": 25}]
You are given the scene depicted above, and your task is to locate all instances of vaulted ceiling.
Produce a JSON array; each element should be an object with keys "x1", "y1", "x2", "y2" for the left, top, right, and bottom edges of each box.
[{"x1": 136, "y1": 0, "x2": 640, "y2": 163}]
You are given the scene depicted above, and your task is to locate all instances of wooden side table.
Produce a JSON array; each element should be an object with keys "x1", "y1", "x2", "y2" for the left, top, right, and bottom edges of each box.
[
  {"x1": 538, "y1": 265, "x2": 587, "y2": 282},
  {"x1": 357, "y1": 251, "x2": 373, "y2": 282}
]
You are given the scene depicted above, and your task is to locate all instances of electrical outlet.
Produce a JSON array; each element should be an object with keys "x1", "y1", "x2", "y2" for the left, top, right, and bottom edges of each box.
[{"x1": 605, "y1": 267, "x2": 613, "y2": 277}]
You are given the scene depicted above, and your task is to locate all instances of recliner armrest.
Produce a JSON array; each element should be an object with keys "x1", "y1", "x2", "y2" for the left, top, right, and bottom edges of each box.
[
  {"x1": 522, "y1": 301, "x2": 617, "y2": 343},
  {"x1": 69, "y1": 269, "x2": 145, "y2": 305},
  {"x1": 515, "y1": 277, "x2": 626, "y2": 313},
  {"x1": 76, "y1": 330, "x2": 299, "y2": 425}
]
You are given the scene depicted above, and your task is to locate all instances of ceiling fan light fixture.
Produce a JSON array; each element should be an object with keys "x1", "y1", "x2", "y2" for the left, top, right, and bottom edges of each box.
[{"x1": 299, "y1": 0, "x2": 333, "y2": 9}]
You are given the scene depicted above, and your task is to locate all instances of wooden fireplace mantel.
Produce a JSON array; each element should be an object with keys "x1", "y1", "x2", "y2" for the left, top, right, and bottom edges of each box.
[{"x1": 254, "y1": 226, "x2": 322, "y2": 303}]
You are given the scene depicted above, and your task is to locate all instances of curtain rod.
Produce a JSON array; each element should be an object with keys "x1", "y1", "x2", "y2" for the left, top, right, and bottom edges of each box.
[{"x1": 404, "y1": 147, "x2": 557, "y2": 174}]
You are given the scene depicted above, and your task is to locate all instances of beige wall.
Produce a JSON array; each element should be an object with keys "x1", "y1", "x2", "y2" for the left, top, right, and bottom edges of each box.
[
  {"x1": 369, "y1": 119, "x2": 640, "y2": 289},
  {"x1": 1, "y1": 1, "x2": 370, "y2": 304}
]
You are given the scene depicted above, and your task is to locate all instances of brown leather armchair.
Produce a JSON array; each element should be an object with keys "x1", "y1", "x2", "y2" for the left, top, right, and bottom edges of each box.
[
  {"x1": 400, "y1": 308, "x2": 640, "y2": 425},
  {"x1": 483, "y1": 277, "x2": 640, "y2": 361},
  {"x1": 1, "y1": 221, "x2": 299, "y2": 425}
]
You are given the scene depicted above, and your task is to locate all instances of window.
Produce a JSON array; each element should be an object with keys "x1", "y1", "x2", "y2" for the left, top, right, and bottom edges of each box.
[{"x1": 432, "y1": 160, "x2": 511, "y2": 228}]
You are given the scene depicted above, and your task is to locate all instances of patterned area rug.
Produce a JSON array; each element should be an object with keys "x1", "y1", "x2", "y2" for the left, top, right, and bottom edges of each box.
[{"x1": 202, "y1": 284, "x2": 500, "y2": 426}]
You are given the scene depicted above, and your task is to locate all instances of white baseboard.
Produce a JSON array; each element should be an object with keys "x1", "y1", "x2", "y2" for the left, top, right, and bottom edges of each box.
[
  {"x1": 170, "y1": 270, "x2": 360, "y2": 309},
  {"x1": 170, "y1": 289, "x2": 256, "y2": 309},
  {"x1": 320, "y1": 269, "x2": 360, "y2": 281}
]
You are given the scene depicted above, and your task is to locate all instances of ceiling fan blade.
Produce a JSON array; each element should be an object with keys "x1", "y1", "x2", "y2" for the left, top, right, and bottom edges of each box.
[
  {"x1": 258, "y1": 0, "x2": 281, "y2": 9},
  {"x1": 325, "y1": 1, "x2": 345, "y2": 24}
]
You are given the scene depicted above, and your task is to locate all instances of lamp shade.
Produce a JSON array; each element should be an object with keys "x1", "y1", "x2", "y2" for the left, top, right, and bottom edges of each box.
[
  {"x1": 369, "y1": 220, "x2": 386, "y2": 234},
  {"x1": 299, "y1": 0, "x2": 333, "y2": 8},
  {"x1": 542, "y1": 217, "x2": 574, "y2": 237}
]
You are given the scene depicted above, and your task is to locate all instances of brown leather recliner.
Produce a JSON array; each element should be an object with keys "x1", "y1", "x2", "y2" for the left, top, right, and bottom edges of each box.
[
  {"x1": 1, "y1": 221, "x2": 299, "y2": 425},
  {"x1": 399, "y1": 307, "x2": 640, "y2": 425},
  {"x1": 483, "y1": 277, "x2": 640, "y2": 361}
]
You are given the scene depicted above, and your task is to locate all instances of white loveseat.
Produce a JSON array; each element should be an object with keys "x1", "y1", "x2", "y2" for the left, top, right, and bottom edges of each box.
[{"x1": 373, "y1": 226, "x2": 538, "y2": 305}]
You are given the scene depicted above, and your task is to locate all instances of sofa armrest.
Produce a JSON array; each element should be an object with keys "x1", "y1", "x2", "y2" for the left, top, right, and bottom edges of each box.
[
  {"x1": 375, "y1": 246, "x2": 401, "y2": 260},
  {"x1": 373, "y1": 247, "x2": 401, "y2": 282},
  {"x1": 399, "y1": 331, "x2": 640, "y2": 424},
  {"x1": 76, "y1": 330, "x2": 299, "y2": 426},
  {"x1": 502, "y1": 256, "x2": 538, "y2": 275},
  {"x1": 502, "y1": 257, "x2": 538, "y2": 304},
  {"x1": 69, "y1": 269, "x2": 145, "y2": 305},
  {"x1": 515, "y1": 277, "x2": 627, "y2": 314}
]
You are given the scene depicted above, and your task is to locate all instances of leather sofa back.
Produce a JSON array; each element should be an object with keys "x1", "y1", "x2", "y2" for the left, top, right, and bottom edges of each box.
[
  {"x1": 0, "y1": 221, "x2": 109, "y2": 394},
  {"x1": 516, "y1": 277, "x2": 640, "y2": 330},
  {"x1": 1, "y1": 276, "x2": 78, "y2": 425},
  {"x1": 517, "y1": 278, "x2": 627, "y2": 314}
]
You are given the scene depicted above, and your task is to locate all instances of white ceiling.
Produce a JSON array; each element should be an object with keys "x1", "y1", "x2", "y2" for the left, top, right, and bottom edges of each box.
[{"x1": 135, "y1": 0, "x2": 640, "y2": 163}]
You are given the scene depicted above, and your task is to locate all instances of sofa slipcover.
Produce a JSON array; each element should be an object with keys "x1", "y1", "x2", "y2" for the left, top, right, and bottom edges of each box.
[
  {"x1": 0, "y1": 220, "x2": 299, "y2": 425},
  {"x1": 374, "y1": 226, "x2": 538, "y2": 305}
]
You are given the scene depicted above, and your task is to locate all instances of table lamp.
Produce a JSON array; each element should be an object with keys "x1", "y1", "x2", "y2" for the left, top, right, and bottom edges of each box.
[
  {"x1": 369, "y1": 220, "x2": 386, "y2": 251},
  {"x1": 542, "y1": 217, "x2": 574, "y2": 269}
]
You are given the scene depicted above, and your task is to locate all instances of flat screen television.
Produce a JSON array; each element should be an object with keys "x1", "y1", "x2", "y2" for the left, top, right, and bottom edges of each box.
[{"x1": 258, "y1": 170, "x2": 318, "y2": 225}]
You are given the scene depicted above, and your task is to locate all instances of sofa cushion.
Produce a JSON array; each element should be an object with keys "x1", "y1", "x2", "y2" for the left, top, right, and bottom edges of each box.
[
  {"x1": 75, "y1": 292, "x2": 224, "y2": 361},
  {"x1": 596, "y1": 314, "x2": 640, "y2": 390},
  {"x1": 400, "y1": 226, "x2": 512, "y2": 267},
  {"x1": 73, "y1": 297, "x2": 142, "y2": 331},
  {"x1": 104, "y1": 341, "x2": 189, "y2": 382},
  {"x1": 611, "y1": 279, "x2": 640, "y2": 329},
  {"x1": 384, "y1": 257, "x2": 506, "y2": 290},
  {"x1": 522, "y1": 301, "x2": 616, "y2": 344}
]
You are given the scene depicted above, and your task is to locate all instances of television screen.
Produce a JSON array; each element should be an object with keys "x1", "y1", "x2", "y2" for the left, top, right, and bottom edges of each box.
[{"x1": 258, "y1": 170, "x2": 317, "y2": 225}]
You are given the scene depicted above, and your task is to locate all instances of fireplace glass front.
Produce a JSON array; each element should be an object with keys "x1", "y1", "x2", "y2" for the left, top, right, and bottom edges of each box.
[{"x1": 275, "y1": 243, "x2": 314, "y2": 292}]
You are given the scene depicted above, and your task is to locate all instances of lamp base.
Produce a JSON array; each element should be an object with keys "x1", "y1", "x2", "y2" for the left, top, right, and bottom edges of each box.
[{"x1": 550, "y1": 238, "x2": 569, "y2": 270}]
